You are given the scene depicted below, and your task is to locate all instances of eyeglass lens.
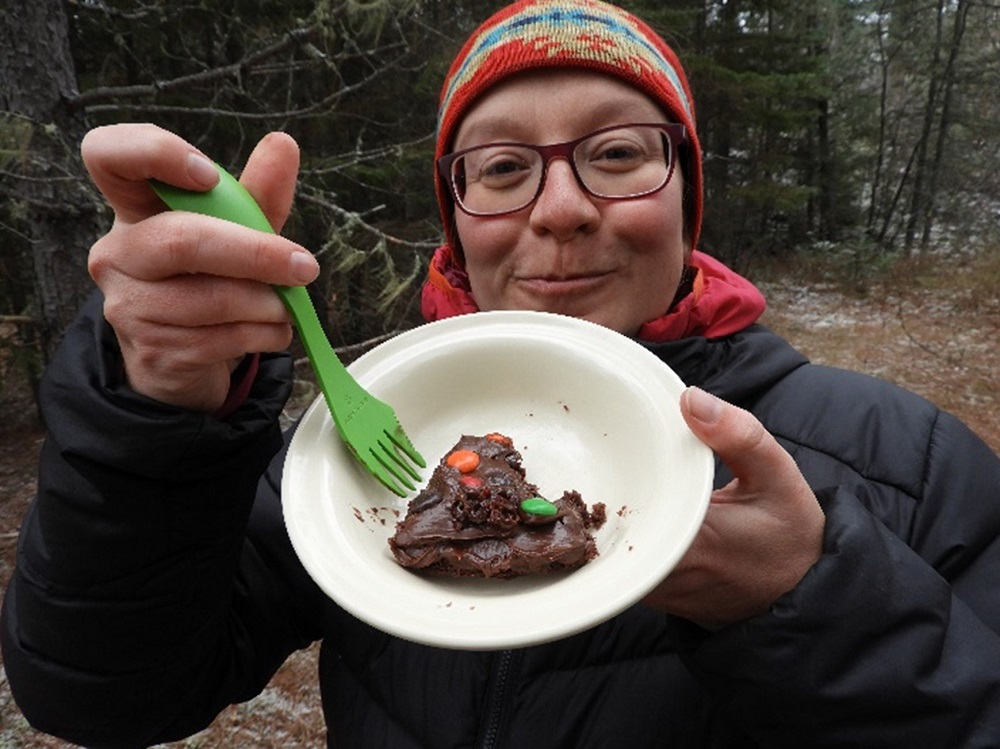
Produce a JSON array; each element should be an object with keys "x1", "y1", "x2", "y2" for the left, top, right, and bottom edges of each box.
[{"x1": 449, "y1": 124, "x2": 675, "y2": 216}]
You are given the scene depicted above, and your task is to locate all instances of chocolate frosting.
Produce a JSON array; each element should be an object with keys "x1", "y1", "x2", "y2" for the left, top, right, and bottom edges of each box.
[{"x1": 388, "y1": 434, "x2": 605, "y2": 578}]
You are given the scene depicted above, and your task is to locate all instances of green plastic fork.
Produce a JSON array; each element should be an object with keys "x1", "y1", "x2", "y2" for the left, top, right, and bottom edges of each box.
[{"x1": 150, "y1": 164, "x2": 425, "y2": 496}]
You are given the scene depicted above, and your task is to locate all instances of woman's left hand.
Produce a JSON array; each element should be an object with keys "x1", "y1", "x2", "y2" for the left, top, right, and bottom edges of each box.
[{"x1": 642, "y1": 387, "x2": 825, "y2": 630}]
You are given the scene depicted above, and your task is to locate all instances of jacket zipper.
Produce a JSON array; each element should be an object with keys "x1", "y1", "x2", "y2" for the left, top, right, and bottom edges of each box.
[{"x1": 478, "y1": 649, "x2": 517, "y2": 749}]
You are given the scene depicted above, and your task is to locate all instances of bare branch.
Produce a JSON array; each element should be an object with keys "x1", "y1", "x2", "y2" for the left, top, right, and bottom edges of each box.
[
  {"x1": 67, "y1": 25, "x2": 321, "y2": 109},
  {"x1": 75, "y1": 42, "x2": 412, "y2": 124},
  {"x1": 297, "y1": 188, "x2": 439, "y2": 252},
  {"x1": 307, "y1": 132, "x2": 435, "y2": 174}
]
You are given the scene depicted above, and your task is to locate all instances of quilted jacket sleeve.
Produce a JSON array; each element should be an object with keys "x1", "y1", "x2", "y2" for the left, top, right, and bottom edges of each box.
[
  {"x1": 0, "y1": 293, "x2": 325, "y2": 748},
  {"x1": 671, "y1": 373, "x2": 1000, "y2": 748}
]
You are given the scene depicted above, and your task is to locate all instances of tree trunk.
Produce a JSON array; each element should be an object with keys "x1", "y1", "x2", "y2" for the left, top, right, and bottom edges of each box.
[
  {"x1": 920, "y1": 0, "x2": 971, "y2": 249},
  {"x1": 1, "y1": 0, "x2": 100, "y2": 359},
  {"x1": 904, "y1": 0, "x2": 945, "y2": 254}
]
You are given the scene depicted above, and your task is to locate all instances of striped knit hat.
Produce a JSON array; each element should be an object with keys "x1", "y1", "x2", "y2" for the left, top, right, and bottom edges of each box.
[{"x1": 435, "y1": 0, "x2": 703, "y2": 249}]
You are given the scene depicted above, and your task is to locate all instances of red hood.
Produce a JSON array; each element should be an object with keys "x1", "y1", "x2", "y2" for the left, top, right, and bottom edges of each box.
[{"x1": 420, "y1": 246, "x2": 766, "y2": 342}]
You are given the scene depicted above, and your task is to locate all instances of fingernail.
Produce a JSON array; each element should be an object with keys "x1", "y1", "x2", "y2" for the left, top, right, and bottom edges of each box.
[
  {"x1": 186, "y1": 152, "x2": 219, "y2": 187},
  {"x1": 290, "y1": 251, "x2": 319, "y2": 284},
  {"x1": 685, "y1": 387, "x2": 723, "y2": 425}
]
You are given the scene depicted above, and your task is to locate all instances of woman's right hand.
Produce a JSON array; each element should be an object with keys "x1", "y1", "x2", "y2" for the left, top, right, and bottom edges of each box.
[{"x1": 82, "y1": 123, "x2": 319, "y2": 413}]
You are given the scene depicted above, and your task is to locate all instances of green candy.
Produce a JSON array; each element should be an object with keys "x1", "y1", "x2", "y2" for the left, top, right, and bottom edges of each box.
[{"x1": 520, "y1": 497, "x2": 558, "y2": 517}]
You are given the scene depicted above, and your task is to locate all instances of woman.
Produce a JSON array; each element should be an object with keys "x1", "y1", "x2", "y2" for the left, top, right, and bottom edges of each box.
[{"x1": 4, "y1": 1, "x2": 999, "y2": 746}]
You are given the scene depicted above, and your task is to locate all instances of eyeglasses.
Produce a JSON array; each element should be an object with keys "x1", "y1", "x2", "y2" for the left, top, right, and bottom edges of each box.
[{"x1": 438, "y1": 122, "x2": 686, "y2": 217}]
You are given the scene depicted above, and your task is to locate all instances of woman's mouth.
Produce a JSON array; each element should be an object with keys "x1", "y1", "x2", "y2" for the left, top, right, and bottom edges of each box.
[{"x1": 516, "y1": 271, "x2": 614, "y2": 297}]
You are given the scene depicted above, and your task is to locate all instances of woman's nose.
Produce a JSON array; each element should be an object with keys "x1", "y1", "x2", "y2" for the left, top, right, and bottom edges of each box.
[{"x1": 528, "y1": 158, "x2": 600, "y2": 239}]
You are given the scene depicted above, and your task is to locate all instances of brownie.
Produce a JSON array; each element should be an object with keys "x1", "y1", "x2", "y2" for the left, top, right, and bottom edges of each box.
[{"x1": 388, "y1": 433, "x2": 606, "y2": 578}]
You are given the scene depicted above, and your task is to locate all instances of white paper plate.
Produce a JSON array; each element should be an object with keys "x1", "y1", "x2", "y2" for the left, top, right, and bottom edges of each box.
[{"x1": 282, "y1": 311, "x2": 713, "y2": 649}]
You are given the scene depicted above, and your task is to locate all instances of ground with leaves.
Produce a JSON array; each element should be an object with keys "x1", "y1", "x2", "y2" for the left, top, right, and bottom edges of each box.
[{"x1": 1, "y1": 250, "x2": 997, "y2": 748}]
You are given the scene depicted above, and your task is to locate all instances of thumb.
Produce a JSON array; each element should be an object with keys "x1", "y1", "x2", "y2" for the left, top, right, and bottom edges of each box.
[
  {"x1": 680, "y1": 387, "x2": 799, "y2": 493},
  {"x1": 239, "y1": 132, "x2": 300, "y2": 233}
]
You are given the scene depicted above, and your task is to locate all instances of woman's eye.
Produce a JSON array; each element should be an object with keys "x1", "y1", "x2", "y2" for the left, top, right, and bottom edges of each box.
[
  {"x1": 592, "y1": 141, "x2": 644, "y2": 166},
  {"x1": 483, "y1": 159, "x2": 526, "y2": 177},
  {"x1": 478, "y1": 154, "x2": 532, "y2": 185}
]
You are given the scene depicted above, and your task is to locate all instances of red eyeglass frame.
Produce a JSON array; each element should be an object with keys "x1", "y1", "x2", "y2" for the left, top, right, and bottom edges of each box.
[{"x1": 437, "y1": 122, "x2": 688, "y2": 217}]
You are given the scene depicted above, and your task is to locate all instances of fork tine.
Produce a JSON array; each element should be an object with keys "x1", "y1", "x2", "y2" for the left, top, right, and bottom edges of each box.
[
  {"x1": 375, "y1": 471, "x2": 410, "y2": 498},
  {"x1": 376, "y1": 474, "x2": 410, "y2": 497},
  {"x1": 370, "y1": 447, "x2": 417, "y2": 496},
  {"x1": 379, "y1": 437, "x2": 423, "y2": 483},
  {"x1": 386, "y1": 423, "x2": 426, "y2": 470}
]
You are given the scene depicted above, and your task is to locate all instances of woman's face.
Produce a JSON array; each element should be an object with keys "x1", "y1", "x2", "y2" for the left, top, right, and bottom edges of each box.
[{"x1": 451, "y1": 70, "x2": 691, "y2": 336}]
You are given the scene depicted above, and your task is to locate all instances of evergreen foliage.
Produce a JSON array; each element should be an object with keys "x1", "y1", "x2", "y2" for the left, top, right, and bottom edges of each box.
[{"x1": 2, "y1": 0, "x2": 999, "y2": 371}]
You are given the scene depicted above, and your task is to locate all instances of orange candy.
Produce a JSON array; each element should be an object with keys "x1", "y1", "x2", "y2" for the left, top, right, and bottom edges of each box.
[
  {"x1": 446, "y1": 449, "x2": 480, "y2": 473},
  {"x1": 485, "y1": 433, "x2": 513, "y2": 447}
]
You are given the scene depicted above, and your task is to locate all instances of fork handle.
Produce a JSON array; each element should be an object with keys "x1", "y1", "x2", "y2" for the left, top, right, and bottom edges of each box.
[
  {"x1": 149, "y1": 165, "x2": 358, "y2": 411},
  {"x1": 273, "y1": 284, "x2": 365, "y2": 422}
]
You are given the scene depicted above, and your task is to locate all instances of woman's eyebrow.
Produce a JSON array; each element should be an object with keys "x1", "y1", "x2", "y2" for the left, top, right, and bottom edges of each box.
[
  {"x1": 454, "y1": 118, "x2": 525, "y2": 148},
  {"x1": 456, "y1": 99, "x2": 668, "y2": 150}
]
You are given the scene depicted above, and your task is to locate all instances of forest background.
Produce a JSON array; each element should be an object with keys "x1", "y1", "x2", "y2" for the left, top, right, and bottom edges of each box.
[
  {"x1": 1, "y1": 0, "x2": 999, "y2": 746},
  {"x1": 3, "y1": 0, "x2": 1000, "y2": 377}
]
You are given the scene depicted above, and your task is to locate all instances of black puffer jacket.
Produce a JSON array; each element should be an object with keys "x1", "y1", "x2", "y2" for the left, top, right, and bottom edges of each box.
[{"x1": 4, "y1": 292, "x2": 1000, "y2": 748}]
